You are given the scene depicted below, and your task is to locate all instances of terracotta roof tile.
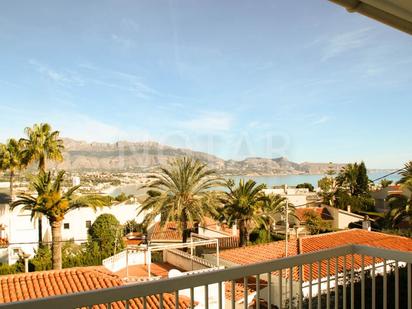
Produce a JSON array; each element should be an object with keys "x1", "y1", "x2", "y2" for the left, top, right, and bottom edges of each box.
[
  {"x1": 150, "y1": 222, "x2": 183, "y2": 241},
  {"x1": 219, "y1": 229, "x2": 412, "y2": 282},
  {"x1": 0, "y1": 267, "x2": 191, "y2": 308},
  {"x1": 150, "y1": 218, "x2": 236, "y2": 241}
]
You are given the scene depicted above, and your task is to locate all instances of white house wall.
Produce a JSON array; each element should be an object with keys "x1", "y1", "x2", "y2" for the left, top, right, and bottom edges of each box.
[{"x1": 2, "y1": 201, "x2": 143, "y2": 264}]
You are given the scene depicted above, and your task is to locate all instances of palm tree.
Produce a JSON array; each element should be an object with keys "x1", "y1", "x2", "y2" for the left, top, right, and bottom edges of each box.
[
  {"x1": 398, "y1": 161, "x2": 412, "y2": 184},
  {"x1": 20, "y1": 123, "x2": 64, "y2": 245},
  {"x1": 262, "y1": 193, "x2": 292, "y2": 234},
  {"x1": 0, "y1": 139, "x2": 24, "y2": 200},
  {"x1": 139, "y1": 157, "x2": 223, "y2": 244},
  {"x1": 20, "y1": 123, "x2": 64, "y2": 172},
  {"x1": 11, "y1": 171, "x2": 109, "y2": 270},
  {"x1": 221, "y1": 179, "x2": 267, "y2": 247},
  {"x1": 336, "y1": 163, "x2": 359, "y2": 196},
  {"x1": 384, "y1": 180, "x2": 412, "y2": 228}
]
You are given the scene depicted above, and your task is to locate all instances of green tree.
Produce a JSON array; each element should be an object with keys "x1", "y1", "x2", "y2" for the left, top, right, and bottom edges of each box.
[
  {"x1": 303, "y1": 209, "x2": 332, "y2": 235},
  {"x1": 335, "y1": 162, "x2": 374, "y2": 212},
  {"x1": 88, "y1": 214, "x2": 124, "y2": 261},
  {"x1": 380, "y1": 179, "x2": 393, "y2": 188},
  {"x1": 139, "y1": 157, "x2": 223, "y2": 243},
  {"x1": 20, "y1": 123, "x2": 64, "y2": 245},
  {"x1": 398, "y1": 161, "x2": 412, "y2": 184},
  {"x1": 336, "y1": 162, "x2": 370, "y2": 196},
  {"x1": 114, "y1": 192, "x2": 133, "y2": 202},
  {"x1": 383, "y1": 180, "x2": 412, "y2": 228},
  {"x1": 262, "y1": 193, "x2": 291, "y2": 234},
  {"x1": 11, "y1": 171, "x2": 108, "y2": 270},
  {"x1": 296, "y1": 183, "x2": 314, "y2": 192},
  {"x1": 221, "y1": 179, "x2": 266, "y2": 247},
  {"x1": 355, "y1": 161, "x2": 369, "y2": 195},
  {"x1": 0, "y1": 139, "x2": 24, "y2": 199},
  {"x1": 318, "y1": 176, "x2": 337, "y2": 206},
  {"x1": 123, "y1": 219, "x2": 145, "y2": 235},
  {"x1": 336, "y1": 163, "x2": 359, "y2": 196},
  {"x1": 20, "y1": 123, "x2": 64, "y2": 172},
  {"x1": 30, "y1": 245, "x2": 52, "y2": 271}
]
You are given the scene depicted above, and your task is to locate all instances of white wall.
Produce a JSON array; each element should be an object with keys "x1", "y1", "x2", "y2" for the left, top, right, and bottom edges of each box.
[
  {"x1": 60, "y1": 202, "x2": 144, "y2": 243},
  {"x1": 103, "y1": 249, "x2": 151, "y2": 273},
  {"x1": 324, "y1": 206, "x2": 363, "y2": 229},
  {"x1": 263, "y1": 189, "x2": 312, "y2": 207},
  {"x1": 1, "y1": 200, "x2": 144, "y2": 264}
]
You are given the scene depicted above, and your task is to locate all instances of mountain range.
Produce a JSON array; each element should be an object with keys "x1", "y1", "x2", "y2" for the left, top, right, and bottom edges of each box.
[{"x1": 54, "y1": 138, "x2": 347, "y2": 175}]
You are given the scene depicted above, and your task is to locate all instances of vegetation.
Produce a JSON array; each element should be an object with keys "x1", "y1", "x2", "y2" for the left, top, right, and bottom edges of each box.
[
  {"x1": 139, "y1": 157, "x2": 223, "y2": 243},
  {"x1": 88, "y1": 214, "x2": 124, "y2": 261},
  {"x1": 123, "y1": 219, "x2": 145, "y2": 235},
  {"x1": 11, "y1": 171, "x2": 109, "y2": 270},
  {"x1": 380, "y1": 178, "x2": 393, "y2": 188},
  {"x1": 262, "y1": 193, "x2": 290, "y2": 234},
  {"x1": 296, "y1": 182, "x2": 314, "y2": 192},
  {"x1": 318, "y1": 161, "x2": 375, "y2": 212},
  {"x1": 398, "y1": 161, "x2": 412, "y2": 184},
  {"x1": 220, "y1": 179, "x2": 267, "y2": 247},
  {"x1": 0, "y1": 262, "x2": 24, "y2": 275},
  {"x1": 303, "y1": 264, "x2": 411, "y2": 309},
  {"x1": 302, "y1": 209, "x2": 333, "y2": 234},
  {"x1": 114, "y1": 192, "x2": 133, "y2": 202},
  {"x1": 318, "y1": 165, "x2": 338, "y2": 206},
  {"x1": 20, "y1": 123, "x2": 64, "y2": 171},
  {"x1": 0, "y1": 139, "x2": 24, "y2": 199}
]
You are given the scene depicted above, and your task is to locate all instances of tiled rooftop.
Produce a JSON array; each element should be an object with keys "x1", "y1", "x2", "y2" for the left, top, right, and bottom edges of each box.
[
  {"x1": 114, "y1": 262, "x2": 180, "y2": 279},
  {"x1": 0, "y1": 266, "x2": 191, "y2": 308},
  {"x1": 219, "y1": 229, "x2": 412, "y2": 281},
  {"x1": 150, "y1": 218, "x2": 237, "y2": 242},
  {"x1": 224, "y1": 277, "x2": 268, "y2": 302},
  {"x1": 150, "y1": 222, "x2": 186, "y2": 241}
]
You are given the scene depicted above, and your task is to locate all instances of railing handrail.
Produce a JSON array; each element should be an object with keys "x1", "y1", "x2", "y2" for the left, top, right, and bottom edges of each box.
[{"x1": 2, "y1": 244, "x2": 412, "y2": 309}]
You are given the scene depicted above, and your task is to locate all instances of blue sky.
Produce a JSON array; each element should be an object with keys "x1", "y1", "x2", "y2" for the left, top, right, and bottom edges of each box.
[{"x1": 0, "y1": 1, "x2": 411, "y2": 168}]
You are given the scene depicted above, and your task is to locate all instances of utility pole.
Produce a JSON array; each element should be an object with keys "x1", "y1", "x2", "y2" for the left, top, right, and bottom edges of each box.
[
  {"x1": 284, "y1": 184, "x2": 289, "y2": 307},
  {"x1": 284, "y1": 184, "x2": 288, "y2": 257}
]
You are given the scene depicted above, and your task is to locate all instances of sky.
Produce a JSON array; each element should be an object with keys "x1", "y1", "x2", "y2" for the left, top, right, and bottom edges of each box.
[{"x1": 0, "y1": 1, "x2": 411, "y2": 169}]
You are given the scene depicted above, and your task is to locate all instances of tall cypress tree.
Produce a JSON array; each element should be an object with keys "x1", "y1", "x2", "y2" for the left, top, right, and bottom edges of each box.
[{"x1": 355, "y1": 161, "x2": 369, "y2": 196}]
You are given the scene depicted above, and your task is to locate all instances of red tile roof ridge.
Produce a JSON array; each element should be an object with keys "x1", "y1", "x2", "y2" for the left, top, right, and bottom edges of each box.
[
  {"x1": 301, "y1": 228, "x2": 412, "y2": 242},
  {"x1": 0, "y1": 267, "x2": 120, "y2": 281}
]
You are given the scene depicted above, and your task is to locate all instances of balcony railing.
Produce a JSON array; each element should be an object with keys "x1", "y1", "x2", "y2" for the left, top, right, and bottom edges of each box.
[{"x1": 1, "y1": 244, "x2": 412, "y2": 309}]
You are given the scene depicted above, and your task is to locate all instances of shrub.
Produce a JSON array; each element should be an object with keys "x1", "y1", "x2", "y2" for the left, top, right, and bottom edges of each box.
[{"x1": 88, "y1": 214, "x2": 124, "y2": 261}]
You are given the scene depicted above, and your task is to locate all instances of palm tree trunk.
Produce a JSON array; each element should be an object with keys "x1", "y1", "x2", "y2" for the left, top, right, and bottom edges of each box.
[
  {"x1": 51, "y1": 220, "x2": 62, "y2": 270},
  {"x1": 9, "y1": 170, "x2": 14, "y2": 201},
  {"x1": 181, "y1": 214, "x2": 188, "y2": 244},
  {"x1": 239, "y1": 220, "x2": 247, "y2": 247},
  {"x1": 38, "y1": 218, "x2": 43, "y2": 247},
  {"x1": 39, "y1": 155, "x2": 46, "y2": 172}
]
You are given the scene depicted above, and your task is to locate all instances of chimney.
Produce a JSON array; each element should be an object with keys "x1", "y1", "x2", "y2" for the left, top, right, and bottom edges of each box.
[
  {"x1": 347, "y1": 205, "x2": 351, "y2": 213},
  {"x1": 362, "y1": 215, "x2": 371, "y2": 231}
]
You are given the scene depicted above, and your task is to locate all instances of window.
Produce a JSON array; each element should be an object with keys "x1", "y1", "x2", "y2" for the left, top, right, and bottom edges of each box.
[
  {"x1": 64, "y1": 223, "x2": 70, "y2": 229},
  {"x1": 85, "y1": 220, "x2": 92, "y2": 228}
]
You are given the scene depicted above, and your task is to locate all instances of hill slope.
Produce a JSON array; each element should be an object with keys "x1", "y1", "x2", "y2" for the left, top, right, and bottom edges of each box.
[{"x1": 54, "y1": 138, "x2": 345, "y2": 175}]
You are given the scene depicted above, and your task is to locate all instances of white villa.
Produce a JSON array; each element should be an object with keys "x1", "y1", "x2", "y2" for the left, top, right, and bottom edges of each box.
[{"x1": 0, "y1": 196, "x2": 144, "y2": 265}]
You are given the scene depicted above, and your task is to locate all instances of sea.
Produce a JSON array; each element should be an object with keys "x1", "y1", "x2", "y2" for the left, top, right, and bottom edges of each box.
[{"x1": 109, "y1": 171, "x2": 401, "y2": 197}]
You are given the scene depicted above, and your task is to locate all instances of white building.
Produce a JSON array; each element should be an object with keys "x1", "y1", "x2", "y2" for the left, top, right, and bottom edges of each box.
[
  {"x1": 263, "y1": 187, "x2": 318, "y2": 207},
  {"x1": 0, "y1": 198, "x2": 144, "y2": 265}
]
